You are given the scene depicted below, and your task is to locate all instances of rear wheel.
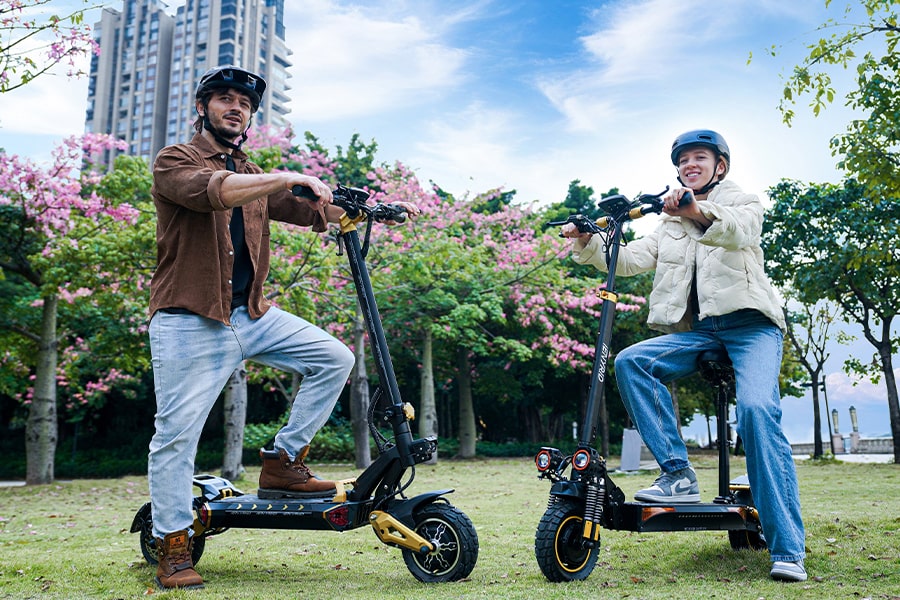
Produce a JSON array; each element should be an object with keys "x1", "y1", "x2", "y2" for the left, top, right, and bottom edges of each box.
[
  {"x1": 535, "y1": 500, "x2": 599, "y2": 582},
  {"x1": 728, "y1": 487, "x2": 767, "y2": 551},
  {"x1": 402, "y1": 503, "x2": 478, "y2": 582},
  {"x1": 134, "y1": 502, "x2": 206, "y2": 566}
]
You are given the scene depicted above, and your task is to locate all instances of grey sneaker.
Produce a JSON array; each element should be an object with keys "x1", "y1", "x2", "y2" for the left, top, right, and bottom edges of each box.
[
  {"x1": 634, "y1": 467, "x2": 700, "y2": 503},
  {"x1": 770, "y1": 560, "x2": 807, "y2": 582}
]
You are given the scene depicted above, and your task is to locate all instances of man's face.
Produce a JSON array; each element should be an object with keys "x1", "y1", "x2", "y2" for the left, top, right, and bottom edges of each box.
[{"x1": 199, "y1": 88, "x2": 253, "y2": 139}]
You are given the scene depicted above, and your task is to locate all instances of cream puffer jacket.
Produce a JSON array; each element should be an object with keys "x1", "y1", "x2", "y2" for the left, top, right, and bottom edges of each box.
[{"x1": 572, "y1": 180, "x2": 786, "y2": 334}]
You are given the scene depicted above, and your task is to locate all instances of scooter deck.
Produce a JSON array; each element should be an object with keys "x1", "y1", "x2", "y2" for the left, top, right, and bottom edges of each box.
[
  {"x1": 613, "y1": 500, "x2": 758, "y2": 533},
  {"x1": 196, "y1": 491, "x2": 373, "y2": 533}
]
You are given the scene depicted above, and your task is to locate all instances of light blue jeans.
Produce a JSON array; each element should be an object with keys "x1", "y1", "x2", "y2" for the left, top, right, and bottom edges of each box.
[
  {"x1": 614, "y1": 309, "x2": 806, "y2": 562},
  {"x1": 147, "y1": 306, "x2": 355, "y2": 539}
]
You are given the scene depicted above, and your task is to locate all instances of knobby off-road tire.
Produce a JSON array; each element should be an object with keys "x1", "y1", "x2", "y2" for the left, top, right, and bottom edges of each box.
[
  {"x1": 134, "y1": 502, "x2": 206, "y2": 566},
  {"x1": 401, "y1": 503, "x2": 478, "y2": 582},
  {"x1": 534, "y1": 499, "x2": 599, "y2": 582}
]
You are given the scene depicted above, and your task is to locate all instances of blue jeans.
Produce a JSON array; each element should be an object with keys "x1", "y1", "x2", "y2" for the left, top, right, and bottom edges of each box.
[
  {"x1": 614, "y1": 309, "x2": 805, "y2": 562},
  {"x1": 147, "y1": 306, "x2": 355, "y2": 539}
]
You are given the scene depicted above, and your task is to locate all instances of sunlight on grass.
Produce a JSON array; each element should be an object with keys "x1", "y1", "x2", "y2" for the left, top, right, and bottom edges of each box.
[{"x1": 0, "y1": 457, "x2": 897, "y2": 599}]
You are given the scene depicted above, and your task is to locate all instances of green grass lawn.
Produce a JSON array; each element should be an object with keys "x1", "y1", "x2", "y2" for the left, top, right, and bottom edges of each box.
[{"x1": 1, "y1": 455, "x2": 898, "y2": 599}]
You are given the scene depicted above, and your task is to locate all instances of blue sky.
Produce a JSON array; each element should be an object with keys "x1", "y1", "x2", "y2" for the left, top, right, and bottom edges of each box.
[{"x1": 1, "y1": 0, "x2": 896, "y2": 444}]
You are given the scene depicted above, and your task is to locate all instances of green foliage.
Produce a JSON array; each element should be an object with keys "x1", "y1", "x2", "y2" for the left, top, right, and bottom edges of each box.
[
  {"x1": 0, "y1": 153, "x2": 156, "y2": 427},
  {"x1": 301, "y1": 131, "x2": 379, "y2": 188},
  {"x1": 763, "y1": 178, "x2": 899, "y2": 382},
  {"x1": 768, "y1": 0, "x2": 900, "y2": 126},
  {"x1": 833, "y1": 48, "x2": 900, "y2": 193},
  {"x1": 765, "y1": 2, "x2": 900, "y2": 242},
  {"x1": 470, "y1": 188, "x2": 516, "y2": 214},
  {"x1": 541, "y1": 179, "x2": 619, "y2": 228}
]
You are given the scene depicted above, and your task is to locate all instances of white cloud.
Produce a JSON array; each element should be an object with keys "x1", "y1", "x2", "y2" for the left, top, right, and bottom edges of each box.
[
  {"x1": 0, "y1": 72, "x2": 89, "y2": 136},
  {"x1": 825, "y1": 368, "x2": 899, "y2": 408},
  {"x1": 283, "y1": 1, "x2": 469, "y2": 122}
]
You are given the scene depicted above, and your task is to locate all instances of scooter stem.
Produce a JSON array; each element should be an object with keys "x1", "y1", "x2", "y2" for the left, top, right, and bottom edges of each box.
[
  {"x1": 341, "y1": 226, "x2": 416, "y2": 464},
  {"x1": 580, "y1": 224, "x2": 625, "y2": 447}
]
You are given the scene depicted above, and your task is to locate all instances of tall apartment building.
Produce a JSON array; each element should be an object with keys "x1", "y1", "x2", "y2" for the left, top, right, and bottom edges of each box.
[{"x1": 85, "y1": 0, "x2": 292, "y2": 165}]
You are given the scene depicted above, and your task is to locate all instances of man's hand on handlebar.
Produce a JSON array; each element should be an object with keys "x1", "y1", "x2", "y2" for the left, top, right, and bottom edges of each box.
[
  {"x1": 378, "y1": 200, "x2": 421, "y2": 226},
  {"x1": 288, "y1": 175, "x2": 333, "y2": 207},
  {"x1": 290, "y1": 182, "x2": 420, "y2": 226}
]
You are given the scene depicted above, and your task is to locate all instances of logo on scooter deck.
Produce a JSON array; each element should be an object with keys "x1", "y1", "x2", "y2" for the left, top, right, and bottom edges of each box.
[{"x1": 226, "y1": 496, "x2": 315, "y2": 516}]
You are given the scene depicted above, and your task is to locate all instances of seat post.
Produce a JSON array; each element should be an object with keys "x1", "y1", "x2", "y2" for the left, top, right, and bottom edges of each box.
[
  {"x1": 714, "y1": 382, "x2": 731, "y2": 499},
  {"x1": 697, "y1": 349, "x2": 736, "y2": 502}
]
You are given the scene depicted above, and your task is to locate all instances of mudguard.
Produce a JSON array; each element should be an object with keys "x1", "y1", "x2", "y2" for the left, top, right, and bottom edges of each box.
[{"x1": 384, "y1": 489, "x2": 454, "y2": 528}]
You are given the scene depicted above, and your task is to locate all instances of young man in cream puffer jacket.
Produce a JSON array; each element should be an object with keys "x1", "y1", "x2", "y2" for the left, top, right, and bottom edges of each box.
[{"x1": 562, "y1": 130, "x2": 807, "y2": 582}]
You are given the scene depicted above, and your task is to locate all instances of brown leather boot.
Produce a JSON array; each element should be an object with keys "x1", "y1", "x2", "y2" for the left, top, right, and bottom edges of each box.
[
  {"x1": 258, "y1": 446, "x2": 336, "y2": 499},
  {"x1": 155, "y1": 530, "x2": 204, "y2": 589}
]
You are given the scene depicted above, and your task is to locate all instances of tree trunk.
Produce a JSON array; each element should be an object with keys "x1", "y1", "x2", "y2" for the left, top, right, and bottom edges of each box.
[
  {"x1": 222, "y1": 362, "x2": 248, "y2": 480},
  {"x1": 810, "y1": 376, "x2": 823, "y2": 459},
  {"x1": 457, "y1": 348, "x2": 476, "y2": 458},
  {"x1": 350, "y1": 308, "x2": 371, "y2": 468},
  {"x1": 26, "y1": 294, "x2": 58, "y2": 485},
  {"x1": 877, "y1": 321, "x2": 900, "y2": 464},
  {"x1": 419, "y1": 329, "x2": 438, "y2": 464}
]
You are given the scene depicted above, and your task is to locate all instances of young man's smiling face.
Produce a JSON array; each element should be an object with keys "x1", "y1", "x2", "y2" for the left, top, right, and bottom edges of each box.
[{"x1": 199, "y1": 88, "x2": 253, "y2": 140}]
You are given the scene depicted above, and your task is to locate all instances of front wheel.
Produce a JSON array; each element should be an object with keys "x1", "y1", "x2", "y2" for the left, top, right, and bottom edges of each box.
[
  {"x1": 535, "y1": 499, "x2": 599, "y2": 582},
  {"x1": 401, "y1": 502, "x2": 478, "y2": 582}
]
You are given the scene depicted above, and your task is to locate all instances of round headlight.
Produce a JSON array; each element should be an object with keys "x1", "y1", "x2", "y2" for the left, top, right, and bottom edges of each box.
[
  {"x1": 535, "y1": 450, "x2": 552, "y2": 471},
  {"x1": 573, "y1": 449, "x2": 591, "y2": 471}
]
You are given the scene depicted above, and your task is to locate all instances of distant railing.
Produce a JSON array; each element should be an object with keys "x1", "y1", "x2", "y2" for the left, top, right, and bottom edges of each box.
[{"x1": 791, "y1": 436, "x2": 894, "y2": 455}]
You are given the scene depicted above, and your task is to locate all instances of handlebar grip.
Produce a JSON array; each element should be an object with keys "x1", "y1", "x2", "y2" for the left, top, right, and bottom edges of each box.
[
  {"x1": 291, "y1": 184, "x2": 319, "y2": 201},
  {"x1": 596, "y1": 216, "x2": 609, "y2": 229},
  {"x1": 372, "y1": 204, "x2": 408, "y2": 223},
  {"x1": 680, "y1": 190, "x2": 694, "y2": 206},
  {"x1": 381, "y1": 209, "x2": 406, "y2": 223}
]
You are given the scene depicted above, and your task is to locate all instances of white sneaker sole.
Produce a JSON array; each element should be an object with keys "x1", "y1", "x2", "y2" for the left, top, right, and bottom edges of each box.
[
  {"x1": 770, "y1": 566, "x2": 807, "y2": 582},
  {"x1": 633, "y1": 492, "x2": 701, "y2": 503}
]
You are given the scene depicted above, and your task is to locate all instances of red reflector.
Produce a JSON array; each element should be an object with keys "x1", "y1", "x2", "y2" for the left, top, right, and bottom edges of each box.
[{"x1": 326, "y1": 505, "x2": 350, "y2": 528}]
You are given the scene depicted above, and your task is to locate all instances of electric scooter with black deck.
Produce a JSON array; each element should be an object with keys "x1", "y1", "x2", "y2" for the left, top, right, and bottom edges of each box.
[
  {"x1": 533, "y1": 188, "x2": 765, "y2": 582},
  {"x1": 131, "y1": 184, "x2": 479, "y2": 583}
]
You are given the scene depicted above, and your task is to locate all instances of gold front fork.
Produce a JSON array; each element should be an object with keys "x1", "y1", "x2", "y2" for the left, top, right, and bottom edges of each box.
[{"x1": 369, "y1": 510, "x2": 435, "y2": 554}]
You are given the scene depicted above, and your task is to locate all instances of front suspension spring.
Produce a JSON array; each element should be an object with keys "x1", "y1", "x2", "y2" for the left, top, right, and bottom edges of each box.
[{"x1": 584, "y1": 479, "x2": 605, "y2": 531}]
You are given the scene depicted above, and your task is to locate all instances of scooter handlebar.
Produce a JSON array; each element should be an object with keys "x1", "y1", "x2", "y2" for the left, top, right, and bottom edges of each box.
[
  {"x1": 548, "y1": 189, "x2": 693, "y2": 234},
  {"x1": 291, "y1": 184, "x2": 407, "y2": 223}
]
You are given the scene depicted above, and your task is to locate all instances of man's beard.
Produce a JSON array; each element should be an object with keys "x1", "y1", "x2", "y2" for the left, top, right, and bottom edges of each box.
[{"x1": 207, "y1": 112, "x2": 244, "y2": 142}]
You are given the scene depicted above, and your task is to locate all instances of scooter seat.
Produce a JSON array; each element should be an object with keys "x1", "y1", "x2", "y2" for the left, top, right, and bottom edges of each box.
[
  {"x1": 697, "y1": 348, "x2": 734, "y2": 389},
  {"x1": 697, "y1": 348, "x2": 731, "y2": 367}
]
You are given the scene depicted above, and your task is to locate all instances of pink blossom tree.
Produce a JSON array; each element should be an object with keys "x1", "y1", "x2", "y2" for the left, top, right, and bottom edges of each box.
[
  {"x1": 0, "y1": 0, "x2": 98, "y2": 94},
  {"x1": 0, "y1": 135, "x2": 150, "y2": 484}
]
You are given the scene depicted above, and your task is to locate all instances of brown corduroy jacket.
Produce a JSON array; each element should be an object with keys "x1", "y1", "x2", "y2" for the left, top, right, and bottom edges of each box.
[{"x1": 149, "y1": 133, "x2": 326, "y2": 325}]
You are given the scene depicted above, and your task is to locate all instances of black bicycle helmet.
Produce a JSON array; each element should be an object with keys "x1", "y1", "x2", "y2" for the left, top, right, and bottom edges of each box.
[
  {"x1": 670, "y1": 129, "x2": 730, "y2": 170},
  {"x1": 195, "y1": 65, "x2": 266, "y2": 113}
]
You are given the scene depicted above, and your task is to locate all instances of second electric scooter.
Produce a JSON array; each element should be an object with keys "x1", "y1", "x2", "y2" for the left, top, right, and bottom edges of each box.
[
  {"x1": 131, "y1": 185, "x2": 479, "y2": 583},
  {"x1": 533, "y1": 188, "x2": 765, "y2": 582}
]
